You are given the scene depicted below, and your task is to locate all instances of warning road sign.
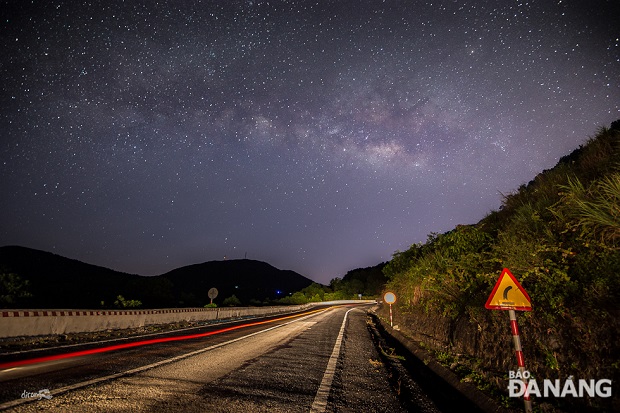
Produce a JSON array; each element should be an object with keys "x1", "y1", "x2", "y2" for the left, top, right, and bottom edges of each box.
[{"x1": 485, "y1": 268, "x2": 532, "y2": 311}]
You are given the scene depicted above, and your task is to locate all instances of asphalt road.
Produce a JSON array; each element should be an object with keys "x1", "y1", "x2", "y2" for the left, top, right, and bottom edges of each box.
[{"x1": 0, "y1": 305, "x2": 441, "y2": 412}]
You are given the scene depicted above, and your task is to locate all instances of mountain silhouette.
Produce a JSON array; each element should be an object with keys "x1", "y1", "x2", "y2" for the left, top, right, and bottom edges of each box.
[{"x1": 0, "y1": 246, "x2": 314, "y2": 309}]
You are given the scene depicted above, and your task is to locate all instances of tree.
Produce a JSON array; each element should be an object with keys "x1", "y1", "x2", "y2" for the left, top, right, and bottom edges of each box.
[
  {"x1": 0, "y1": 271, "x2": 32, "y2": 308},
  {"x1": 114, "y1": 295, "x2": 142, "y2": 308},
  {"x1": 300, "y1": 282, "x2": 325, "y2": 301},
  {"x1": 222, "y1": 295, "x2": 242, "y2": 307}
]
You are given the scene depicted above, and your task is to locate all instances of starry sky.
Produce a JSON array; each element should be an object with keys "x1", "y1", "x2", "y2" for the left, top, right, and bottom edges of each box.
[{"x1": 1, "y1": 1, "x2": 618, "y2": 284}]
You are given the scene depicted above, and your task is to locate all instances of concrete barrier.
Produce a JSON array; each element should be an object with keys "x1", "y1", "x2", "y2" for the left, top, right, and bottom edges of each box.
[
  {"x1": 0, "y1": 306, "x2": 302, "y2": 338},
  {"x1": 0, "y1": 300, "x2": 376, "y2": 338}
]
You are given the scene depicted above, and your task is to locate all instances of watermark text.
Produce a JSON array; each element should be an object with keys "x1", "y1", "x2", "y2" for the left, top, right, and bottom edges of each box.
[
  {"x1": 508, "y1": 372, "x2": 612, "y2": 398},
  {"x1": 21, "y1": 389, "x2": 53, "y2": 400}
]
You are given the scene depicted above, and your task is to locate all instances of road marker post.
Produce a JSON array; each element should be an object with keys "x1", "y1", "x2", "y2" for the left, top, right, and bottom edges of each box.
[
  {"x1": 485, "y1": 268, "x2": 533, "y2": 413},
  {"x1": 383, "y1": 292, "x2": 397, "y2": 327}
]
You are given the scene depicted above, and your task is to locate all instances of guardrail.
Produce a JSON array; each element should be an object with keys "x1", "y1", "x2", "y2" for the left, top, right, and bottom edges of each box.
[{"x1": 0, "y1": 300, "x2": 375, "y2": 338}]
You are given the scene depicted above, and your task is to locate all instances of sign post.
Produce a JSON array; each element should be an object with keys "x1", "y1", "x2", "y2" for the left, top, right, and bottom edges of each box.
[
  {"x1": 485, "y1": 268, "x2": 533, "y2": 413},
  {"x1": 208, "y1": 287, "x2": 218, "y2": 305},
  {"x1": 383, "y1": 292, "x2": 397, "y2": 327}
]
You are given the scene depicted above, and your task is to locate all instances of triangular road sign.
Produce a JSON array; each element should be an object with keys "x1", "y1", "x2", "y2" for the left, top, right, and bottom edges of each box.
[{"x1": 485, "y1": 268, "x2": 532, "y2": 311}]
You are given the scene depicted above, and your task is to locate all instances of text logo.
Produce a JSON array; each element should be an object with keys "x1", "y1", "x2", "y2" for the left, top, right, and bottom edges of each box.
[
  {"x1": 508, "y1": 372, "x2": 612, "y2": 398},
  {"x1": 21, "y1": 389, "x2": 53, "y2": 400}
]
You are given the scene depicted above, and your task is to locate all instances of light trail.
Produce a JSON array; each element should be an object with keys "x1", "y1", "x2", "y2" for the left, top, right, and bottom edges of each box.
[{"x1": 0, "y1": 307, "x2": 327, "y2": 370}]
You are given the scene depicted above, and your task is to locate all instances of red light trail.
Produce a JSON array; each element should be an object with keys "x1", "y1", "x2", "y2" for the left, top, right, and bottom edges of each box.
[{"x1": 0, "y1": 308, "x2": 326, "y2": 370}]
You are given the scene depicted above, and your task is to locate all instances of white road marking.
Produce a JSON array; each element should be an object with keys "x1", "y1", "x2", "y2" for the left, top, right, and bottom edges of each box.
[
  {"x1": 310, "y1": 308, "x2": 354, "y2": 413},
  {"x1": 0, "y1": 310, "x2": 326, "y2": 411}
]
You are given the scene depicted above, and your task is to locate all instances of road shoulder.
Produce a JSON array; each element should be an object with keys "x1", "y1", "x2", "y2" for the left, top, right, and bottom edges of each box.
[
  {"x1": 369, "y1": 309, "x2": 518, "y2": 413},
  {"x1": 329, "y1": 308, "x2": 410, "y2": 413}
]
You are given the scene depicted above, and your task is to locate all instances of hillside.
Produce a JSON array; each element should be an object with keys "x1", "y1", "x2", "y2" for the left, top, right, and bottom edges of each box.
[
  {"x1": 329, "y1": 262, "x2": 388, "y2": 297},
  {"x1": 381, "y1": 121, "x2": 620, "y2": 412},
  {"x1": 161, "y1": 259, "x2": 315, "y2": 307},
  {"x1": 0, "y1": 246, "x2": 141, "y2": 309},
  {"x1": 0, "y1": 246, "x2": 313, "y2": 309}
]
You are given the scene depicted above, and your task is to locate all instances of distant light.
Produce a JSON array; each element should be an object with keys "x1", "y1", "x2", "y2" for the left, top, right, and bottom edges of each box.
[{"x1": 276, "y1": 290, "x2": 282, "y2": 294}]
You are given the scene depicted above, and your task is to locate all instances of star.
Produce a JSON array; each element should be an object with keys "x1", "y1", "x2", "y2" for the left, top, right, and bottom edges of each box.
[{"x1": 1, "y1": 1, "x2": 618, "y2": 283}]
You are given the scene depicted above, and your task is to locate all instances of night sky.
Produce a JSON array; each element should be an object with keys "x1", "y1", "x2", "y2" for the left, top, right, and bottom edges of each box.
[{"x1": 1, "y1": 1, "x2": 618, "y2": 284}]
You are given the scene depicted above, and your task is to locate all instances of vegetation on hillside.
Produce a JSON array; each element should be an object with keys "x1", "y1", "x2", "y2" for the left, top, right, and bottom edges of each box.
[
  {"x1": 0, "y1": 270, "x2": 32, "y2": 306},
  {"x1": 382, "y1": 122, "x2": 620, "y2": 412},
  {"x1": 275, "y1": 263, "x2": 387, "y2": 305}
]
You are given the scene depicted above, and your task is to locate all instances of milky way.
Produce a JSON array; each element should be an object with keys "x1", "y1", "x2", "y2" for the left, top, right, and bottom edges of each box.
[{"x1": 1, "y1": 1, "x2": 619, "y2": 283}]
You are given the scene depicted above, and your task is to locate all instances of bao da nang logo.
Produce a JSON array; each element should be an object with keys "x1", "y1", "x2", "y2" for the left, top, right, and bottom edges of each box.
[
  {"x1": 508, "y1": 371, "x2": 612, "y2": 398},
  {"x1": 21, "y1": 389, "x2": 53, "y2": 400}
]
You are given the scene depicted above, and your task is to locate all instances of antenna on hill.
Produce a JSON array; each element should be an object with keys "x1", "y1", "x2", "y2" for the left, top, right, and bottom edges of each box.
[{"x1": 245, "y1": 252, "x2": 247, "y2": 259}]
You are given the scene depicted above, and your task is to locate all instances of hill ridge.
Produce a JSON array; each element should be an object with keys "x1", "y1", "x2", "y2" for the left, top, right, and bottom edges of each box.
[{"x1": 0, "y1": 245, "x2": 313, "y2": 309}]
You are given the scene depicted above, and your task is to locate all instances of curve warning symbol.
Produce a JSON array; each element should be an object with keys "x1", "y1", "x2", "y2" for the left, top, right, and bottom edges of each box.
[
  {"x1": 485, "y1": 268, "x2": 532, "y2": 311},
  {"x1": 503, "y1": 286, "x2": 512, "y2": 300}
]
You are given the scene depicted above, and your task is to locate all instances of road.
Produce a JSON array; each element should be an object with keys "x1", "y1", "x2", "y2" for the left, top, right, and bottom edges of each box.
[{"x1": 0, "y1": 305, "x2": 442, "y2": 412}]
